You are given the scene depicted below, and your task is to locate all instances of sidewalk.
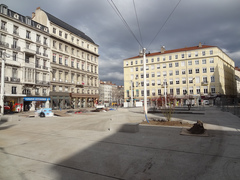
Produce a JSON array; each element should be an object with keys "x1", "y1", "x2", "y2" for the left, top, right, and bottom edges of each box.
[{"x1": 0, "y1": 106, "x2": 240, "y2": 180}]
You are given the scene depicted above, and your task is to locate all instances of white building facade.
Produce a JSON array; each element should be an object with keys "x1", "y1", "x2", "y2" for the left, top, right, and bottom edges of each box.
[{"x1": 0, "y1": 4, "x2": 51, "y2": 112}]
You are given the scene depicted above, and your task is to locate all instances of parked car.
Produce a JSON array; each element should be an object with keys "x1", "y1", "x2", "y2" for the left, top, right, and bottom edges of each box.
[{"x1": 203, "y1": 100, "x2": 209, "y2": 105}]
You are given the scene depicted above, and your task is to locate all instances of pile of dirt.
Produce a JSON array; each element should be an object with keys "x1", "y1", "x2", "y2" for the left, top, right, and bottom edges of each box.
[{"x1": 141, "y1": 120, "x2": 192, "y2": 127}]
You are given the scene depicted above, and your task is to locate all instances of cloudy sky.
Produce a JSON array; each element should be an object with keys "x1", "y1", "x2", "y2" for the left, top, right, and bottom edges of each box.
[{"x1": 2, "y1": 0, "x2": 240, "y2": 85}]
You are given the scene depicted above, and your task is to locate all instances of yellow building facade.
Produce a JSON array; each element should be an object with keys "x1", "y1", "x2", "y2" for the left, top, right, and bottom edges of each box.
[{"x1": 123, "y1": 43, "x2": 236, "y2": 106}]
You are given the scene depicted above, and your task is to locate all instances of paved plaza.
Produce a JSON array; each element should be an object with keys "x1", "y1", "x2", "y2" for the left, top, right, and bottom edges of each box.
[{"x1": 0, "y1": 107, "x2": 240, "y2": 180}]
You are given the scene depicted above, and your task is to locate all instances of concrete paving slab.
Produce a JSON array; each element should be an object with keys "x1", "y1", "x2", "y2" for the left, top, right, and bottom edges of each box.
[{"x1": 0, "y1": 107, "x2": 240, "y2": 180}]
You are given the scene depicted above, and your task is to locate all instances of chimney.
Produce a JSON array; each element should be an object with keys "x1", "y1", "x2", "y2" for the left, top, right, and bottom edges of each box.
[
  {"x1": 198, "y1": 42, "x2": 202, "y2": 48},
  {"x1": 161, "y1": 46, "x2": 165, "y2": 53},
  {"x1": 32, "y1": 12, "x2": 35, "y2": 19}
]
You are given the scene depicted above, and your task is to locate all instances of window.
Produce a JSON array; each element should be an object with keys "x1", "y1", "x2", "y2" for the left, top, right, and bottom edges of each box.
[
  {"x1": 203, "y1": 77, "x2": 208, "y2": 83},
  {"x1": 141, "y1": 90, "x2": 144, "y2": 96},
  {"x1": 181, "y1": 54, "x2": 184, "y2": 58},
  {"x1": 146, "y1": 73, "x2": 149, "y2": 78},
  {"x1": 195, "y1": 60, "x2": 199, "y2": 65},
  {"x1": 36, "y1": 34, "x2": 41, "y2": 43},
  {"x1": 175, "y1": 54, "x2": 178, "y2": 59},
  {"x1": 1, "y1": 21, "x2": 7, "y2": 31},
  {"x1": 147, "y1": 90, "x2": 150, "y2": 96},
  {"x1": 210, "y1": 67, "x2": 214, "y2": 72},
  {"x1": 126, "y1": 61, "x2": 128, "y2": 66},
  {"x1": 211, "y1": 76, "x2": 215, "y2": 82},
  {"x1": 151, "y1": 58, "x2": 154, "y2": 62},
  {"x1": 169, "y1": 79, "x2": 173, "y2": 85},
  {"x1": 169, "y1": 56, "x2": 172, "y2": 60},
  {"x1": 181, "y1": 61, "x2": 185, "y2": 66},
  {"x1": 136, "y1": 67, "x2": 138, "y2": 71},
  {"x1": 169, "y1": 63, "x2": 172, "y2": 68},
  {"x1": 130, "y1": 68, "x2": 133, "y2": 72},
  {"x1": 26, "y1": 31, "x2": 31, "y2": 39},
  {"x1": 211, "y1": 87, "x2": 216, "y2": 93},
  {"x1": 13, "y1": 25, "x2": 19, "y2": 35},
  {"x1": 202, "y1": 51, "x2": 206, "y2": 56},
  {"x1": 188, "y1": 60, "x2": 192, "y2": 65},
  {"x1": 141, "y1": 59, "x2": 143, "y2": 64},
  {"x1": 135, "y1": 60, "x2": 138, "y2": 64},
  {"x1": 170, "y1": 88, "x2": 174, "y2": 95},
  {"x1": 151, "y1": 73, "x2": 155, "y2": 77},
  {"x1": 209, "y1": 58, "x2": 214, "y2": 63},
  {"x1": 203, "y1": 68, "x2": 207, "y2": 73},
  {"x1": 189, "y1": 69, "x2": 192, "y2": 74},
  {"x1": 12, "y1": 86, "x2": 17, "y2": 94},
  {"x1": 152, "y1": 80, "x2": 155, "y2": 86},
  {"x1": 157, "y1": 64, "x2": 160, "y2": 69},
  {"x1": 65, "y1": 33, "x2": 68, "y2": 39},
  {"x1": 151, "y1": 65, "x2": 155, "y2": 70},
  {"x1": 195, "y1": 77, "x2": 200, "y2": 83},
  {"x1": 189, "y1": 77, "x2": 193, "y2": 83},
  {"x1": 135, "y1": 74, "x2": 139, "y2": 79},
  {"x1": 53, "y1": 53, "x2": 56, "y2": 63},
  {"x1": 189, "y1": 87, "x2": 193, "y2": 94},
  {"x1": 53, "y1": 41, "x2": 56, "y2": 48},
  {"x1": 202, "y1": 59, "x2": 206, "y2": 64},
  {"x1": 13, "y1": 52, "x2": 17, "y2": 61},
  {"x1": 71, "y1": 59, "x2": 74, "y2": 67},
  {"x1": 204, "y1": 87, "x2": 208, "y2": 94},
  {"x1": 146, "y1": 80, "x2": 149, "y2": 86},
  {"x1": 175, "y1": 70, "x2": 179, "y2": 75},
  {"x1": 210, "y1": 50, "x2": 213, "y2": 55},
  {"x1": 196, "y1": 87, "x2": 200, "y2": 94},
  {"x1": 59, "y1": 31, "x2": 62, "y2": 36},
  {"x1": 140, "y1": 66, "x2": 143, "y2": 71},
  {"x1": 169, "y1": 71, "x2": 173, "y2": 76},
  {"x1": 157, "y1": 72, "x2": 160, "y2": 77},
  {"x1": 158, "y1": 89, "x2": 161, "y2": 95},
  {"x1": 188, "y1": 52, "x2": 191, "y2": 57},
  {"x1": 195, "y1": 51, "x2": 198, "y2": 57},
  {"x1": 176, "y1": 88, "x2": 180, "y2": 95},
  {"x1": 175, "y1": 62, "x2": 179, "y2": 67},
  {"x1": 146, "y1": 59, "x2": 148, "y2": 63},
  {"x1": 146, "y1": 66, "x2": 149, "y2": 70},
  {"x1": 163, "y1": 64, "x2": 166, "y2": 68},
  {"x1": 176, "y1": 79, "x2": 179, "y2": 84},
  {"x1": 157, "y1": 80, "x2": 161, "y2": 85},
  {"x1": 163, "y1": 56, "x2": 165, "y2": 61},
  {"x1": 53, "y1": 28, "x2": 56, "y2": 34},
  {"x1": 131, "y1": 61, "x2": 133, "y2": 65},
  {"x1": 182, "y1": 78, "x2": 186, "y2": 84},
  {"x1": 182, "y1": 69, "x2": 185, "y2": 75},
  {"x1": 195, "y1": 68, "x2": 199, "y2": 73}
]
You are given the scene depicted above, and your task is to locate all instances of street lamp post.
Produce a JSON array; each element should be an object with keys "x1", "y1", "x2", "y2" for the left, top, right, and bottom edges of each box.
[{"x1": 1, "y1": 52, "x2": 10, "y2": 116}]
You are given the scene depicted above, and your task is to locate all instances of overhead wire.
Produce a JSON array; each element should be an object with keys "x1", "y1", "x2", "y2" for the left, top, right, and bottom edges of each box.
[
  {"x1": 107, "y1": 0, "x2": 143, "y2": 48},
  {"x1": 147, "y1": 0, "x2": 182, "y2": 49},
  {"x1": 132, "y1": 0, "x2": 143, "y2": 47}
]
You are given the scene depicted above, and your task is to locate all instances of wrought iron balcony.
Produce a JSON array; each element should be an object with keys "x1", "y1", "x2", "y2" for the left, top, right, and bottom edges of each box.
[{"x1": 10, "y1": 77, "x2": 20, "y2": 82}]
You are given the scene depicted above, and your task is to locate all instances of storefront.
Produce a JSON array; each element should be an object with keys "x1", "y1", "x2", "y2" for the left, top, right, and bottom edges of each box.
[
  {"x1": 4, "y1": 95, "x2": 25, "y2": 113},
  {"x1": 50, "y1": 92, "x2": 70, "y2": 110},
  {"x1": 23, "y1": 97, "x2": 51, "y2": 111},
  {"x1": 70, "y1": 93, "x2": 99, "y2": 109}
]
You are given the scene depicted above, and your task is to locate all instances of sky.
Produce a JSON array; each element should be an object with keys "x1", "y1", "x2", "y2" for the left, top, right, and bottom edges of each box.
[{"x1": 2, "y1": 0, "x2": 240, "y2": 85}]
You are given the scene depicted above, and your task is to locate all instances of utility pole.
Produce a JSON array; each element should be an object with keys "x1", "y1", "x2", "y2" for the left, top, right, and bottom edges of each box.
[
  {"x1": 142, "y1": 48, "x2": 147, "y2": 115},
  {"x1": 0, "y1": 52, "x2": 10, "y2": 116},
  {"x1": 130, "y1": 80, "x2": 133, "y2": 107}
]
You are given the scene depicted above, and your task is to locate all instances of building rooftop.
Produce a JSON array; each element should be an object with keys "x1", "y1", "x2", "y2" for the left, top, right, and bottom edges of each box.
[
  {"x1": 43, "y1": 10, "x2": 95, "y2": 44},
  {"x1": 125, "y1": 44, "x2": 216, "y2": 60}
]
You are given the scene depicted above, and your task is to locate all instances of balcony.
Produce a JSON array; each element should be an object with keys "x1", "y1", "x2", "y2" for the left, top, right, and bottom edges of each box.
[
  {"x1": 43, "y1": 53, "x2": 48, "y2": 57},
  {"x1": 36, "y1": 80, "x2": 43, "y2": 84},
  {"x1": 35, "y1": 92, "x2": 40, "y2": 95},
  {"x1": 1, "y1": 25, "x2": 7, "y2": 31},
  {"x1": 24, "y1": 47, "x2": 35, "y2": 55},
  {"x1": 36, "y1": 51, "x2": 41, "y2": 55},
  {"x1": 42, "y1": 66, "x2": 48, "y2": 70},
  {"x1": 35, "y1": 64, "x2": 41, "y2": 69},
  {"x1": 201, "y1": 81, "x2": 208, "y2": 86},
  {"x1": 10, "y1": 77, "x2": 20, "y2": 82},
  {"x1": 11, "y1": 45, "x2": 21, "y2": 51},
  {"x1": 0, "y1": 41, "x2": 9, "y2": 48},
  {"x1": 42, "y1": 81, "x2": 50, "y2": 86}
]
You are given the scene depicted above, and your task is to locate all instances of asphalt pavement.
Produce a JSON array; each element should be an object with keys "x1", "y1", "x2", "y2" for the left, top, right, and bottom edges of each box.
[{"x1": 0, "y1": 106, "x2": 240, "y2": 180}]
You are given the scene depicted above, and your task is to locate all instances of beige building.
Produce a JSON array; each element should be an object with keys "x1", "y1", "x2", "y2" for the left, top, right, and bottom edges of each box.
[
  {"x1": 124, "y1": 43, "x2": 236, "y2": 106},
  {"x1": 0, "y1": 4, "x2": 51, "y2": 112},
  {"x1": 32, "y1": 7, "x2": 99, "y2": 109}
]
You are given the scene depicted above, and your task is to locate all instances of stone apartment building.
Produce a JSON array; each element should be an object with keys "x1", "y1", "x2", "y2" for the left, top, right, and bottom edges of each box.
[
  {"x1": 0, "y1": 4, "x2": 51, "y2": 112},
  {"x1": 99, "y1": 81, "x2": 124, "y2": 106},
  {"x1": 32, "y1": 7, "x2": 99, "y2": 109},
  {"x1": 124, "y1": 43, "x2": 236, "y2": 106}
]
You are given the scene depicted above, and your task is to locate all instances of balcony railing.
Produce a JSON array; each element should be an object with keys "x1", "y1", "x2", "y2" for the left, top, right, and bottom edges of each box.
[
  {"x1": 201, "y1": 81, "x2": 208, "y2": 86},
  {"x1": 42, "y1": 66, "x2": 48, "y2": 70},
  {"x1": 11, "y1": 45, "x2": 21, "y2": 51},
  {"x1": 35, "y1": 64, "x2": 41, "y2": 68},
  {"x1": 0, "y1": 41, "x2": 9, "y2": 48},
  {"x1": 10, "y1": 77, "x2": 20, "y2": 82},
  {"x1": 43, "y1": 53, "x2": 48, "y2": 57}
]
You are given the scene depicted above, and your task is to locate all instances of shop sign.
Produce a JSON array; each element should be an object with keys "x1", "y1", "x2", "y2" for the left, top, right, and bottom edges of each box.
[{"x1": 24, "y1": 97, "x2": 51, "y2": 101}]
